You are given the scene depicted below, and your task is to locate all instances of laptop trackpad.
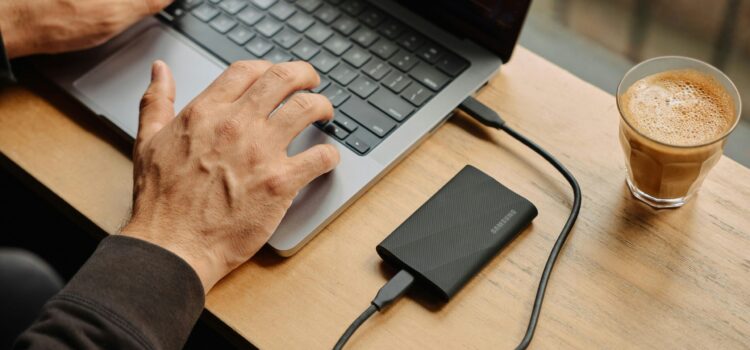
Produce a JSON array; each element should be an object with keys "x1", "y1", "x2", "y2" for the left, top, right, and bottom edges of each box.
[{"x1": 74, "y1": 25, "x2": 224, "y2": 137}]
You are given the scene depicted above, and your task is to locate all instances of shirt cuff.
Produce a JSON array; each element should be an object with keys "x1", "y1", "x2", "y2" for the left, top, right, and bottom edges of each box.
[
  {"x1": 0, "y1": 30, "x2": 16, "y2": 85},
  {"x1": 59, "y1": 235, "x2": 205, "y2": 350}
]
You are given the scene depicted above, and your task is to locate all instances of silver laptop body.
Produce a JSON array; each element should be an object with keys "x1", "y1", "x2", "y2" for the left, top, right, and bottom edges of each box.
[{"x1": 39, "y1": 0, "x2": 502, "y2": 256}]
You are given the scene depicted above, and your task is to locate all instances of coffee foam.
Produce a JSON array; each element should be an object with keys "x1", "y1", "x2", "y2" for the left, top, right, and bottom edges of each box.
[{"x1": 620, "y1": 69, "x2": 736, "y2": 146}]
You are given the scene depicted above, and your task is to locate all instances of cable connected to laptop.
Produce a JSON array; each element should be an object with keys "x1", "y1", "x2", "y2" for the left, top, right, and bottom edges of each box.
[{"x1": 333, "y1": 96, "x2": 582, "y2": 349}]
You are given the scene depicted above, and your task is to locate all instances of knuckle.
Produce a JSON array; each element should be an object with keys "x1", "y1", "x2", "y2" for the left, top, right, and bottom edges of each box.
[
  {"x1": 287, "y1": 93, "x2": 317, "y2": 112},
  {"x1": 316, "y1": 145, "x2": 339, "y2": 168},
  {"x1": 139, "y1": 91, "x2": 159, "y2": 111},
  {"x1": 264, "y1": 171, "x2": 290, "y2": 196},
  {"x1": 215, "y1": 117, "x2": 242, "y2": 140},
  {"x1": 180, "y1": 103, "x2": 204, "y2": 126},
  {"x1": 267, "y1": 64, "x2": 295, "y2": 84},
  {"x1": 228, "y1": 60, "x2": 261, "y2": 75},
  {"x1": 244, "y1": 142, "x2": 263, "y2": 165}
]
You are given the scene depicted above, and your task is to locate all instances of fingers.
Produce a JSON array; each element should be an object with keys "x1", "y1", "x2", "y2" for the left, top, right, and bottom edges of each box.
[
  {"x1": 138, "y1": 60, "x2": 176, "y2": 144},
  {"x1": 240, "y1": 61, "x2": 320, "y2": 117},
  {"x1": 199, "y1": 60, "x2": 273, "y2": 103},
  {"x1": 284, "y1": 144, "x2": 340, "y2": 190},
  {"x1": 270, "y1": 93, "x2": 334, "y2": 146}
]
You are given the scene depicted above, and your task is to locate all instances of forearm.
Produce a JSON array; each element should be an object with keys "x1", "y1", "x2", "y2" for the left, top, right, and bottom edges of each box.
[
  {"x1": 14, "y1": 235, "x2": 205, "y2": 350},
  {"x1": 0, "y1": 2, "x2": 31, "y2": 59}
]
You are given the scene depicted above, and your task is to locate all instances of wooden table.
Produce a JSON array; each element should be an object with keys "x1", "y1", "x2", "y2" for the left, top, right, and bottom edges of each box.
[{"x1": 1, "y1": 47, "x2": 749, "y2": 349}]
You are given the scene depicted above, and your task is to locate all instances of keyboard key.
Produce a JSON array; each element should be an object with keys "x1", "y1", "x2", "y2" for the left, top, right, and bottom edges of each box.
[
  {"x1": 334, "y1": 114, "x2": 358, "y2": 132},
  {"x1": 329, "y1": 63, "x2": 358, "y2": 86},
  {"x1": 325, "y1": 123, "x2": 350, "y2": 140},
  {"x1": 359, "y1": 8, "x2": 385, "y2": 27},
  {"x1": 349, "y1": 126, "x2": 380, "y2": 153},
  {"x1": 323, "y1": 35, "x2": 351, "y2": 56},
  {"x1": 177, "y1": 0, "x2": 204, "y2": 10},
  {"x1": 389, "y1": 50, "x2": 418, "y2": 71},
  {"x1": 346, "y1": 136, "x2": 370, "y2": 154},
  {"x1": 348, "y1": 76, "x2": 378, "y2": 98},
  {"x1": 369, "y1": 89, "x2": 414, "y2": 122},
  {"x1": 219, "y1": 0, "x2": 247, "y2": 14},
  {"x1": 370, "y1": 40, "x2": 398, "y2": 59},
  {"x1": 305, "y1": 23, "x2": 334, "y2": 44},
  {"x1": 351, "y1": 27, "x2": 378, "y2": 48},
  {"x1": 255, "y1": 17, "x2": 283, "y2": 37},
  {"x1": 296, "y1": 0, "x2": 322, "y2": 12},
  {"x1": 264, "y1": 48, "x2": 292, "y2": 63},
  {"x1": 251, "y1": 0, "x2": 277, "y2": 10},
  {"x1": 409, "y1": 63, "x2": 450, "y2": 91},
  {"x1": 381, "y1": 70, "x2": 412, "y2": 93},
  {"x1": 314, "y1": 5, "x2": 341, "y2": 24},
  {"x1": 290, "y1": 39, "x2": 320, "y2": 60},
  {"x1": 311, "y1": 76, "x2": 331, "y2": 93},
  {"x1": 416, "y1": 43, "x2": 444, "y2": 64},
  {"x1": 287, "y1": 12, "x2": 315, "y2": 31},
  {"x1": 397, "y1": 31, "x2": 424, "y2": 52},
  {"x1": 163, "y1": 3, "x2": 187, "y2": 19},
  {"x1": 401, "y1": 82, "x2": 433, "y2": 106},
  {"x1": 309, "y1": 51, "x2": 339, "y2": 73},
  {"x1": 340, "y1": 0, "x2": 366, "y2": 16},
  {"x1": 208, "y1": 0, "x2": 221, "y2": 4},
  {"x1": 342, "y1": 46, "x2": 371, "y2": 68},
  {"x1": 269, "y1": 1, "x2": 296, "y2": 20},
  {"x1": 331, "y1": 16, "x2": 359, "y2": 35},
  {"x1": 273, "y1": 28, "x2": 301, "y2": 49},
  {"x1": 209, "y1": 15, "x2": 237, "y2": 33},
  {"x1": 321, "y1": 84, "x2": 351, "y2": 107},
  {"x1": 245, "y1": 36, "x2": 274, "y2": 56},
  {"x1": 237, "y1": 6, "x2": 264, "y2": 25},
  {"x1": 378, "y1": 20, "x2": 403, "y2": 39},
  {"x1": 436, "y1": 53, "x2": 469, "y2": 77},
  {"x1": 340, "y1": 98, "x2": 396, "y2": 137},
  {"x1": 192, "y1": 4, "x2": 220, "y2": 21},
  {"x1": 175, "y1": 14, "x2": 255, "y2": 63},
  {"x1": 362, "y1": 58, "x2": 391, "y2": 80},
  {"x1": 228, "y1": 25, "x2": 255, "y2": 45}
]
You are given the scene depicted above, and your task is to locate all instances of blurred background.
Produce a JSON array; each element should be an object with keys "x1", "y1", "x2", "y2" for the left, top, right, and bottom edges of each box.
[{"x1": 519, "y1": 0, "x2": 750, "y2": 166}]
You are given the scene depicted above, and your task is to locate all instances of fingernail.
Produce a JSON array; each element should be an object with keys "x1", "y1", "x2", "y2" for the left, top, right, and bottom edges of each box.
[{"x1": 152, "y1": 60, "x2": 163, "y2": 79}]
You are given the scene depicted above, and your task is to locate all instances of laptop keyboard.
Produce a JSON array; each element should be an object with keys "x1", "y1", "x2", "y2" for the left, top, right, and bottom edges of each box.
[{"x1": 160, "y1": 0, "x2": 469, "y2": 155}]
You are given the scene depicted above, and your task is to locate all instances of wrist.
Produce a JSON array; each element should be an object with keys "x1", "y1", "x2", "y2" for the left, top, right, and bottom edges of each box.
[
  {"x1": 120, "y1": 221, "x2": 224, "y2": 293},
  {"x1": 0, "y1": 2, "x2": 33, "y2": 59}
]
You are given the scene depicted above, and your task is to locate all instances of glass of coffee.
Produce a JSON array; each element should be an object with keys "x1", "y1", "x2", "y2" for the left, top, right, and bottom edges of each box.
[{"x1": 617, "y1": 56, "x2": 741, "y2": 208}]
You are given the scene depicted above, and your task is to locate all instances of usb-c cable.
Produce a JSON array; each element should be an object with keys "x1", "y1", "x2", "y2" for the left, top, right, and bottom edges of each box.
[{"x1": 333, "y1": 96, "x2": 582, "y2": 349}]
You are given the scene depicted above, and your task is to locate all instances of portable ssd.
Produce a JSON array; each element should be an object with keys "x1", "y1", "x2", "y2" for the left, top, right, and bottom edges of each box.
[{"x1": 376, "y1": 165, "x2": 538, "y2": 300}]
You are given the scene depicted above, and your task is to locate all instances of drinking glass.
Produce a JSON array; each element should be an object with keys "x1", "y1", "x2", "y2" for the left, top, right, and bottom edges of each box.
[{"x1": 617, "y1": 56, "x2": 742, "y2": 208}]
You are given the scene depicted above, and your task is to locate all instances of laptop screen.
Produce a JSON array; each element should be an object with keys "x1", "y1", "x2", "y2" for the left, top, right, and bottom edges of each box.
[{"x1": 396, "y1": 0, "x2": 531, "y2": 63}]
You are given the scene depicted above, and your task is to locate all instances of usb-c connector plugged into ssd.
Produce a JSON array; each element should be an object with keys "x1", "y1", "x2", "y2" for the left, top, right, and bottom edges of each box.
[{"x1": 376, "y1": 165, "x2": 538, "y2": 300}]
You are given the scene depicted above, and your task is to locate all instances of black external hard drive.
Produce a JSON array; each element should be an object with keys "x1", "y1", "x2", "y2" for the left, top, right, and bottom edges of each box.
[{"x1": 376, "y1": 165, "x2": 538, "y2": 300}]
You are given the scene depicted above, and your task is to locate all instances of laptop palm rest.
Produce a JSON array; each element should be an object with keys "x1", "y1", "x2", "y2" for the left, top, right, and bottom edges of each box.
[{"x1": 73, "y1": 25, "x2": 223, "y2": 137}]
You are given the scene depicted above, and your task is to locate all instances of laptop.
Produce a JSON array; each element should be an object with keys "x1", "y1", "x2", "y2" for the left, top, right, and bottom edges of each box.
[{"x1": 40, "y1": 0, "x2": 530, "y2": 256}]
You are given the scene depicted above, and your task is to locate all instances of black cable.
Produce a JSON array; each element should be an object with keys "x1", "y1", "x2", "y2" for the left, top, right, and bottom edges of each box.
[
  {"x1": 333, "y1": 270, "x2": 415, "y2": 350},
  {"x1": 333, "y1": 97, "x2": 582, "y2": 349},
  {"x1": 333, "y1": 304, "x2": 377, "y2": 350},
  {"x1": 460, "y1": 96, "x2": 582, "y2": 350}
]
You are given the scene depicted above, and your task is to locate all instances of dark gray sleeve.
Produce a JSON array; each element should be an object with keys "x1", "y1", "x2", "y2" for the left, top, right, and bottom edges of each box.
[
  {"x1": 14, "y1": 235, "x2": 205, "y2": 350},
  {"x1": 0, "y1": 30, "x2": 16, "y2": 85}
]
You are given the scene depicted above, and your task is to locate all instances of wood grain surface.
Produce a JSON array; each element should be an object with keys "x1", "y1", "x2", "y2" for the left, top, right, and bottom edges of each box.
[{"x1": 1, "y1": 47, "x2": 748, "y2": 349}]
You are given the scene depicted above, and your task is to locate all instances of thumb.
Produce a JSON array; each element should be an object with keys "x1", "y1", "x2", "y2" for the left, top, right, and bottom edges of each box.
[{"x1": 137, "y1": 60, "x2": 176, "y2": 145}]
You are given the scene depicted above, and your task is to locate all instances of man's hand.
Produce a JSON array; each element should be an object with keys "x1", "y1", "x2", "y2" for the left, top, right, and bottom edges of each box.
[
  {"x1": 0, "y1": 0, "x2": 172, "y2": 58},
  {"x1": 121, "y1": 60, "x2": 339, "y2": 292}
]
